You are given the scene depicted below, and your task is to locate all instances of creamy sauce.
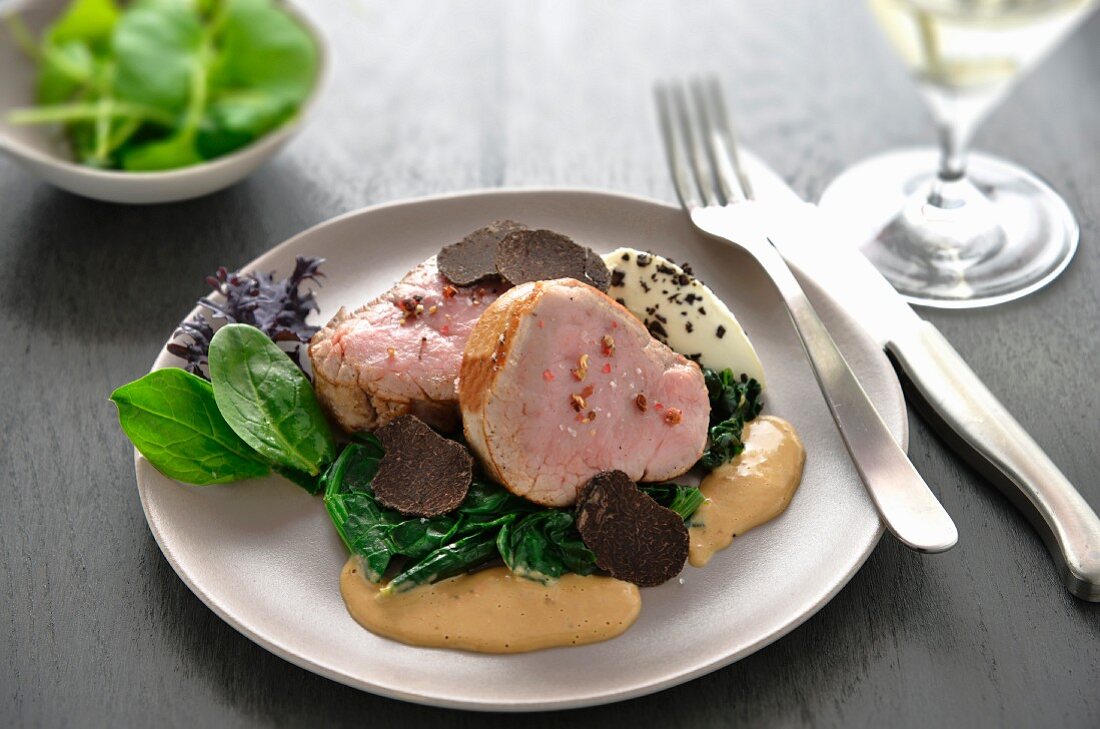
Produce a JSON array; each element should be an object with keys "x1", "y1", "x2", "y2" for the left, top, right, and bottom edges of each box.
[
  {"x1": 689, "y1": 416, "x2": 806, "y2": 567},
  {"x1": 340, "y1": 560, "x2": 641, "y2": 653}
]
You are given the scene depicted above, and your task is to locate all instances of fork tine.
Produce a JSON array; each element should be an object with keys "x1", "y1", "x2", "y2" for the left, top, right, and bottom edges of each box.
[
  {"x1": 654, "y1": 84, "x2": 702, "y2": 211},
  {"x1": 670, "y1": 83, "x2": 722, "y2": 207},
  {"x1": 697, "y1": 77, "x2": 756, "y2": 201},
  {"x1": 691, "y1": 78, "x2": 742, "y2": 204}
]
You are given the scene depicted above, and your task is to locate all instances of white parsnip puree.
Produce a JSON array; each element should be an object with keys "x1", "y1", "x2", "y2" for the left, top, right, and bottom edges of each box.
[
  {"x1": 688, "y1": 416, "x2": 805, "y2": 567},
  {"x1": 340, "y1": 560, "x2": 641, "y2": 653}
]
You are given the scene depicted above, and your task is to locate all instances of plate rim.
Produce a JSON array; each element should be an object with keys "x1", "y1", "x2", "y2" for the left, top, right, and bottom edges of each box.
[{"x1": 135, "y1": 187, "x2": 898, "y2": 712}]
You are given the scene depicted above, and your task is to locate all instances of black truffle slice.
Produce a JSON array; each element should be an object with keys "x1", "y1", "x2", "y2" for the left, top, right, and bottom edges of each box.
[
  {"x1": 495, "y1": 229, "x2": 590, "y2": 286},
  {"x1": 574, "y1": 470, "x2": 689, "y2": 587},
  {"x1": 438, "y1": 220, "x2": 527, "y2": 286},
  {"x1": 582, "y1": 248, "x2": 611, "y2": 292},
  {"x1": 373, "y1": 415, "x2": 473, "y2": 516}
]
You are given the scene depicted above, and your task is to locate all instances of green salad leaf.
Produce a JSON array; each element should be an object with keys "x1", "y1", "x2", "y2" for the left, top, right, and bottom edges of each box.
[
  {"x1": 36, "y1": 40, "x2": 95, "y2": 104},
  {"x1": 208, "y1": 323, "x2": 335, "y2": 476},
  {"x1": 110, "y1": 368, "x2": 269, "y2": 484},
  {"x1": 8, "y1": 0, "x2": 317, "y2": 170},
  {"x1": 700, "y1": 368, "x2": 764, "y2": 470},
  {"x1": 47, "y1": 0, "x2": 119, "y2": 47},
  {"x1": 210, "y1": 0, "x2": 317, "y2": 100},
  {"x1": 196, "y1": 92, "x2": 293, "y2": 157},
  {"x1": 122, "y1": 128, "x2": 204, "y2": 171},
  {"x1": 112, "y1": 0, "x2": 203, "y2": 113}
]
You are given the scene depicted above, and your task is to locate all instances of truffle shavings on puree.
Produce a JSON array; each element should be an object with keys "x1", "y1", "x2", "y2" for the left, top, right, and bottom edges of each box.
[
  {"x1": 602, "y1": 247, "x2": 766, "y2": 387},
  {"x1": 341, "y1": 560, "x2": 640, "y2": 653}
]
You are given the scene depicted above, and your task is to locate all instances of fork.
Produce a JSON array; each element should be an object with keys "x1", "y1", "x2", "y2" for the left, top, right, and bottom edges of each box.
[{"x1": 655, "y1": 78, "x2": 958, "y2": 553}]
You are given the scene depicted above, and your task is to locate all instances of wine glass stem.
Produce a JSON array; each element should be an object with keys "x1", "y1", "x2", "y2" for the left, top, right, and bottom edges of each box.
[
  {"x1": 936, "y1": 119, "x2": 971, "y2": 183},
  {"x1": 923, "y1": 84, "x2": 996, "y2": 205}
]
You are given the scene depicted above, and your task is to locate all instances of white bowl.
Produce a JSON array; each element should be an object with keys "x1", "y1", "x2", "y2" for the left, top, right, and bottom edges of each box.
[{"x1": 0, "y1": 0, "x2": 328, "y2": 204}]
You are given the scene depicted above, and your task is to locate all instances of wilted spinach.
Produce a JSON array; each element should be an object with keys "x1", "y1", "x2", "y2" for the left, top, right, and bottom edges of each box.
[
  {"x1": 110, "y1": 367, "x2": 270, "y2": 484},
  {"x1": 322, "y1": 437, "x2": 599, "y2": 593},
  {"x1": 638, "y1": 483, "x2": 706, "y2": 521},
  {"x1": 6, "y1": 0, "x2": 318, "y2": 170},
  {"x1": 497, "y1": 511, "x2": 597, "y2": 583},
  {"x1": 208, "y1": 323, "x2": 335, "y2": 476},
  {"x1": 700, "y1": 368, "x2": 763, "y2": 470}
]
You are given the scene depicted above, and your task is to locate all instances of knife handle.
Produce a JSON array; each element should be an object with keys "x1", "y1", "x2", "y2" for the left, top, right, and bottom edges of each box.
[{"x1": 888, "y1": 321, "x2": 1100, "y2": 601}]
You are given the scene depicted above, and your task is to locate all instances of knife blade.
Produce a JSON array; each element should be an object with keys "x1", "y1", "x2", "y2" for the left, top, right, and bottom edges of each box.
[{"x1": 739, "y1": 151, "x2": 1100, "y2": 601}]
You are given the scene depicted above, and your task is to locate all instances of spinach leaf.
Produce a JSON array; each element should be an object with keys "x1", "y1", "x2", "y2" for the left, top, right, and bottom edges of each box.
[
  {"x1": 110, "y1": 368, "x2": 269, "y2": 485},
  {"x1": 111, "y1": 0, "x2": 203, "y2": 114},
  {"x1": 47, "y1": 0, "x2": 119, "y2": 48},
  {"x1": 639, "y1": 483, "x2": 706, "y2": 521},
  {"x1": 36, "y1": 40, "x2": 95, "y2": 104},
  {"x1": 322, "y1": 443, "x2": 397, "y2": 581},
  {"x1": 497, "y1": 510, "x2": 597, "y2": 582},
  {"x1": 196, "y1": 92, "x2": 295, "y2": 157},
  {"x1": 208, "y1": 323, "x2": 335, "y2": 476},
  {"x1": 322, "y1": 436, "x2": 596, "y2": 592},
  {"x1": 700, "y1": 368, "x2": 763, "y2": 470},
  {"x1": 121, "y1": 128, "x2": 203, "y2": 170},
  {"x1": 196, "y1": 0, "x2": 316, "y2": 157},
  {"x1": 209, "y1": 0, "x2": 317, "y2": 102},
  {"x1": 8, "y1": 0, "x2": 317, "y2": 170},
  {"x1": 382, "y1": 532, "x2": 500, "y2": 595},
  {"x1": 323, "y1": 440, "x2": 461, "y2": 583}
]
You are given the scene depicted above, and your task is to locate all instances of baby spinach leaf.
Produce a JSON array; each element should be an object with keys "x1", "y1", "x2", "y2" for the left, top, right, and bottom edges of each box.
[
  {"x1": 46, "y1": 0, "x2": 119, "y2": 48},
  {"x1": 111, "y1": 0, "x2": 202, "y2": 114},
  {"x1": 209, "y1": 0, "x2": 317, "y2": 102},
  {"x1": 196, "y1": 92, "x2": 295, "y2": 158},
  {"x1": 9, "y1": 0, "x2": 317, "y2": 170},
  {"x1": 36, "y1": 40, "x2": 95, "y2": 104},
  {"x1": 208, "y1": 323, "x2": 335, "y2": 476},
  {"x1": 110, "y1": 368, "x2": 269, "y2": 485},
  {"x1": 193, "y1": 0, "x2": 317, "y2": 160},
  {"x1": 121, "y1": 128, "x2": 202, "y2": 171},
  {"x1": 497, "y1": 511, "x2": 597, "y2": 583}
]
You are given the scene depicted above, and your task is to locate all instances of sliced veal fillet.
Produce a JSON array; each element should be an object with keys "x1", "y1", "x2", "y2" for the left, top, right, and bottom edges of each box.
[
  {"x1": 459, "y1": 278, "x2": 709, "y2": 507},
  {"x1": 309, "y1": 256, "x2": 508, "y2": 433}
]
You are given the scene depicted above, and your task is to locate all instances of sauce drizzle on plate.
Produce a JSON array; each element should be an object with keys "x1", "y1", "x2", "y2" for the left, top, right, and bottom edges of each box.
[
  {"x1": 341, "y1": 561, "x2": 641, "y2": 653},
  {"x1": 689, "y1": 416, "x2": 806, "y2": 567}
]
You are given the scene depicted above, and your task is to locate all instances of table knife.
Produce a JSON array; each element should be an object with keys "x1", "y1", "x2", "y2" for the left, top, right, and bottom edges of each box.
[{"x1": 738, "y1": 151, "x2": 1100, "y2": 601}]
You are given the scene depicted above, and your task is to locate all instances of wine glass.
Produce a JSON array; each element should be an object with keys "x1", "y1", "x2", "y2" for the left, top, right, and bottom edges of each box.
[{"x1": 819, "y1": 0, "x2": 1097, "y2": 308}]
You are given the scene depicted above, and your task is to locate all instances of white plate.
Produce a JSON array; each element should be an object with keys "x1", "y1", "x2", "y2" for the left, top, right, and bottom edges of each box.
[{"x1": 135, "y1": 189, "x2": 902, "y2": 711}]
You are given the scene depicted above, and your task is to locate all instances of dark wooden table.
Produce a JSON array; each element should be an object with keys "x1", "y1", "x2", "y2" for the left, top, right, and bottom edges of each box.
[{"x1": 3, "y1": 1, "x2": 1098, "y2": 726}]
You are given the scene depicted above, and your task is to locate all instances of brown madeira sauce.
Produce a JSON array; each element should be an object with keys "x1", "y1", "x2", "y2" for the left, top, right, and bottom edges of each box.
[
  {"x1": 689, "y1": 416, "x2": 806, "y2": 567},
  {"x1": 340, "y1": 561, "x2": 641, "y2": 653}
]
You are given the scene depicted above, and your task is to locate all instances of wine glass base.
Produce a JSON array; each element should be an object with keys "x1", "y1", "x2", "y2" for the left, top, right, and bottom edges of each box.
[{"x1": 819, "y1": 149, "x2": 1079, "y2": 309}]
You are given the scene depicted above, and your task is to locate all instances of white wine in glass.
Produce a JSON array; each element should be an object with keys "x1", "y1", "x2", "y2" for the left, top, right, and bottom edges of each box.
[{"x1": 820, "y1": 0, "x2": 1097, "y2": 308}]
